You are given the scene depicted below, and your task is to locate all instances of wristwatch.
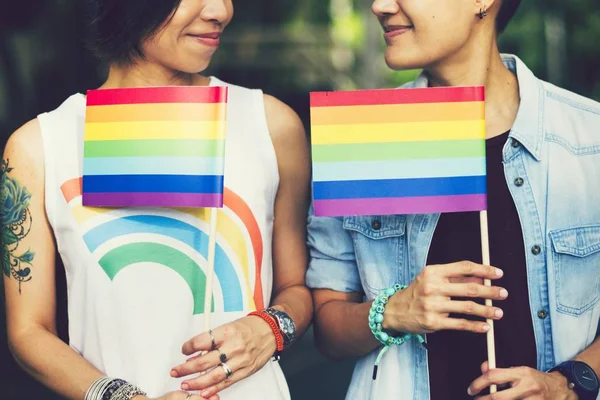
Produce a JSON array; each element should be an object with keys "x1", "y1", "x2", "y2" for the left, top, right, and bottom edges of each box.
[
  {"x1": 264, "y1": 308, "x2": 297, "y2": 348},
  {"x1": 549, "y1": 361, "x2": 599, "y2": 400}
]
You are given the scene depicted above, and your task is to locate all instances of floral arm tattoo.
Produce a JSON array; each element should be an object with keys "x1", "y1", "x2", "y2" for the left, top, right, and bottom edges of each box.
[{"x1": 1, "y1": 159, "x2": 34, "y2": 293}]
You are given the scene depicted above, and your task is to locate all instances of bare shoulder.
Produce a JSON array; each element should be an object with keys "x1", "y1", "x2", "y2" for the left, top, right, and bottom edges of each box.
[
  {"x1": 4, "y1": 118, "x2": 43, "y2": 158},
  {"x1": 3, "y1": 118, "x2": 45, "y2": 185},
  {"x1": 262, "y1": 94, "x2": 306, "y2": 145},
  {"x1": 262, "y1": 94, "x2": 309, "y2": 185}
]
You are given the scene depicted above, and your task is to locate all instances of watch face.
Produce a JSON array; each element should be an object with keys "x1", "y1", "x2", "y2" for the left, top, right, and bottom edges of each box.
[
  {"x1": 573, "y1": 362, "x2": 599, "y2": 392},
  {"x1": 279, "y1": 316, "x2": 296, "y2": 337},
  {"x1": 267, "y1": 309, "x2": 296, "y2": 345}
]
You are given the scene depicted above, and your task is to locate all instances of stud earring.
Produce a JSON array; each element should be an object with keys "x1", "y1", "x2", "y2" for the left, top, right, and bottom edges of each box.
[{"x1": 479, "y1": 6, "x2": 488, "y2": 19}]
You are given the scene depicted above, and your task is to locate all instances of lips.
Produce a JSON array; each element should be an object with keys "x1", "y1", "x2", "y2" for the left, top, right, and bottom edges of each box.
[
  {"x1": 188, "y1": 32, "x2": 221, "y2": 47},
  {"x1": 383, "y1": 25, "x2": 413, "y2": 41},
  {"x1": 194, "y1": 32, "x2": 221, "y2": 39}
]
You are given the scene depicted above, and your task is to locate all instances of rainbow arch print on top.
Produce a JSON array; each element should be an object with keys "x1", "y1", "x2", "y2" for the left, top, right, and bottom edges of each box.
[{"x1": 61, "y1": 177, "x2": 265, "y2": 315}]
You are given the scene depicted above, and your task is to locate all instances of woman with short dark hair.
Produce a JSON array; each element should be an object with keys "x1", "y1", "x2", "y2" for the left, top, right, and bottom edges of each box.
[
  {"x1": 308, "y1": 0, "x2": 600, "y2": 399},
  {"x1": 3, "y1": 1, "x2": 312, "y2": 400}
]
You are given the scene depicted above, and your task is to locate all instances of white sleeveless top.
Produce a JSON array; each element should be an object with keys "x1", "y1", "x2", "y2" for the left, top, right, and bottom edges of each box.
[{"x1": 37, "y1": 77, "x2": 290, "y2": 399}]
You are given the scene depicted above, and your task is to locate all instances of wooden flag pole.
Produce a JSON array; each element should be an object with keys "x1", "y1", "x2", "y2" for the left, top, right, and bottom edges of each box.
[
  {"x1": 203, "y1": 208, "x2": 219, "y2": 330},
  {"x1": 480, "y1": 210, "x2": 497, "y2": 394}
]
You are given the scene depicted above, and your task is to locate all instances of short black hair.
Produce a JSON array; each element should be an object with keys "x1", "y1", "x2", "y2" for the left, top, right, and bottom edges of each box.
[
  {"x1": 86, "y1": 0, "x2": 182, "y2": 64},
  {"x1": 496, "y1": 0, "x2": 521, "y2": 34}
]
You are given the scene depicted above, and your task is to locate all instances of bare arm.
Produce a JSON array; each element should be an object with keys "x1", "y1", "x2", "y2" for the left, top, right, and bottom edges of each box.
[
  {"x1": 313, "y1": 290, "x2": 381, "y2": 359},
  {"x1": 3, "y1": 120, "x2": 103, "y2": 399},
  {"x1": 264, "y1": 94, "x2": 312, "y2": 336},
  {"x1": 306, "y1": 212, "x2": 379, "y2": 359}
]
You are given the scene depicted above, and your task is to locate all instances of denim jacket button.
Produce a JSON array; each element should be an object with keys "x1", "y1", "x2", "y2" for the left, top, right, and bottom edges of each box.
[
  {"x1": 511, "y1": 139, "x2": 521, "y2": 148},
  {"x1": 537, "y1": 309, "x2": 548, "y2": 319},
  {"x1": 515, "y1": 177, "x2": 525, "y2": 187},
  {"x1": 371, "y1": 220, "x2": 382, "y2": 230},
  {"x1": 531, "y1": 245, "x2": 542, "y2": 255}
]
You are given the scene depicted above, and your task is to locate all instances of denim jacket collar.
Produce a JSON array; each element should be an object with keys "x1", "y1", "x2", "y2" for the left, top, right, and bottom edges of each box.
[{"x1": 407, "y1": 54, "x2": 543, "y2": 161}]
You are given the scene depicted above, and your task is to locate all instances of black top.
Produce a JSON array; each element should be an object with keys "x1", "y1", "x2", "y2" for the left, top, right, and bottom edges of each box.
[{"x1": 427, "y1": 132, "x2": 537, "y2": 399}]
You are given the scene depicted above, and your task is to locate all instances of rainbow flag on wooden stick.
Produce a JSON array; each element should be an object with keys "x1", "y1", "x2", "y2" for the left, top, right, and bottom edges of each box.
[
  {"x1": 310, "y1": 86, "x2": 486, "y2": 217},
  {"x1": 83, "y1": 86, "x2": 228, "y2": 208}
]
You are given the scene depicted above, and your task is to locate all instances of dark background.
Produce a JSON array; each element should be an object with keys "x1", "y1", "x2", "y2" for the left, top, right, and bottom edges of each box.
[{"x1": 1, "y1": 0, "x2": 599, "y2": 398}]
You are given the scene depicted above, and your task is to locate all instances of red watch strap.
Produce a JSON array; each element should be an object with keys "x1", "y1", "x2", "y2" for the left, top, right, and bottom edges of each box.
[{"x1": 248, "y1": 311, "x2": 284, "y2": 353}]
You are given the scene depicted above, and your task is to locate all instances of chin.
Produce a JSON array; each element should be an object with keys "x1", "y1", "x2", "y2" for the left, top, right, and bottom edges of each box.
[
  {"x1": 170, "y1": 59, "x2": 212, "y2": 75},
  {"x1": 182, "y1": 64, "x2": 210, "y2": 75},
  {"x1": 384, "y1": 49, "x2": 429, "y2": 71}
]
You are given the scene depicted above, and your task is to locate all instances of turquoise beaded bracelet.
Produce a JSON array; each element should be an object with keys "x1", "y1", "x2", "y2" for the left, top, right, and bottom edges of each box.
[{"x1": 369, "y1": 284, "x2": 426, "y2": 380}]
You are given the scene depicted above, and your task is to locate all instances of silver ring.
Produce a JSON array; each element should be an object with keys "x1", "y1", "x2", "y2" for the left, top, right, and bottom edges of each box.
[
  {"x1": 220, "y1": 362, "x2": 233, "y2": 379},
  {"x1": 208, "y1": 329, "x2": 216, "y2": 350}
]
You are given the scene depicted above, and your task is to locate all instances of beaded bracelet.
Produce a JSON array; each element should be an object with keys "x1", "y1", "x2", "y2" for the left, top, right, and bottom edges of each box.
[
  {"x1": 369, "y1": 284, "x2": 426, "y2": 380},
  {"x1": 102, "y1": 379, "x2": 127, "y2": 400},
  {"x1": 109, "y1": 383, "x2": 146, "y2": 400}
]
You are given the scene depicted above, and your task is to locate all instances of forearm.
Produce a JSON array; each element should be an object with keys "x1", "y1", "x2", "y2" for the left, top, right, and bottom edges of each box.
[
  {"x1": 271, "y1": 284, "x2": 312, "y2": 337},
  {"x1": 9, "y1": 325, "x2": 104, "y2": 400},
  {"x1": 314, "y1": 299, "x2": 381, "y2": 359},
  {"x1": 573, "y1": 336, "x2": 600, "y2": 377}
]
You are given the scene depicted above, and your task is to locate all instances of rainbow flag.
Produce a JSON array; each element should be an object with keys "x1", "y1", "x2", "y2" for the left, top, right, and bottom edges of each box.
[
  {"x1": 310, "y1": 86, "x2": 487, "y2": 217},
  {"x1": 83, "y1": 86, "x2": 228, "y2": 208}
]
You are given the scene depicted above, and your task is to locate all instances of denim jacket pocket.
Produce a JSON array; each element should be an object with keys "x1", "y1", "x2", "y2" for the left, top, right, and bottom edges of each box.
[
  {"x1": 343, "y1": 215, "x2": 406, "y2": 297},
  {"x1": 549, "y1": 225, "x2": 600, "y2": 316}
]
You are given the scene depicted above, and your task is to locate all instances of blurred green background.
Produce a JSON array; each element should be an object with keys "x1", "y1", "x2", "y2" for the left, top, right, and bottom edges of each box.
[{"x1": 1, "y1": 0, "x2": 599, "y2": 398}]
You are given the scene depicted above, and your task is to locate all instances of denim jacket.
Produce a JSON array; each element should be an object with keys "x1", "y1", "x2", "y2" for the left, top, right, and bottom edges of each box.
[{"x1": 306, "y1": 54, "x2": 600, "y2": 400}]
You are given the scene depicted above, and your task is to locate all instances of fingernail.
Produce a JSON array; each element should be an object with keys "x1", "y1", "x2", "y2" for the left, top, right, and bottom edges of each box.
[
  {"x1": 482, "y1": 324, "x2": 490, "y2": 332},
  {"x1": 181, "y1": 383, "x2": 190, "y2": 391},
  {"x1": 202, "y1": 391, "x2": 211, "y2": 397},
  {"x1": 494, "y1": 309, "x2": 503, "y2": 318},
  {"x1": 500, "y1": 289, "x2": 509, "y2": 298},
  {"x1": 170, "y1": 369, "x2": 179, "y2": 378},
  {"x1": 467, "y1": 387, "x2": 473, "y2": 396},
  {"x1": 495, "y1": 268, "x2": 503, "y2": 277}
]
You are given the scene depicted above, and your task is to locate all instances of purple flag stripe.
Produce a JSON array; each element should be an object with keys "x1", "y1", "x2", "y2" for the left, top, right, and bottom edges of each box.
[
  {"x1": 314, "y1": 194, "x2": 486, "y2": 217},
  {"x1": 83, "y1": 192, "x2": 223, "y2": 208}
]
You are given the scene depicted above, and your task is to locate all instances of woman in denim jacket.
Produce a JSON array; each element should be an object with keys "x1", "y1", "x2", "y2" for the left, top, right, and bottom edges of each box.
[{"x1": 307, "y1": 0, "x2": 600, "y2": 399}]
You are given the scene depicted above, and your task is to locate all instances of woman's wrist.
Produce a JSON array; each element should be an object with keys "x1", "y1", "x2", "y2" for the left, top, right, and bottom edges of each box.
[
  {"x1": 246, "y1": 313, "x2": 280, "y2": 355},
  {"x1": 368, "y1": 285, "x2": 426, "y2": 380},
  {"x1": 262, "y1": 307, "x2": 298, "y2": 349},
  {"x1": 369, "y1": 285, "x2": 415, "y2": 344},
  {"x1": 381, "y1": 290, "x2": 405, "y2": 332},
  {"x1": 85, "y1": 377, "x2": 146, "y2": 400}
]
